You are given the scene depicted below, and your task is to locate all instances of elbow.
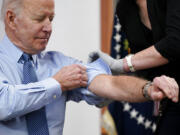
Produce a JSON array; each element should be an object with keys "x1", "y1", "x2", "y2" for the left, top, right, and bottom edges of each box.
[{"x1": 155, "y1": 35, "x2": 180, "y2": 61}]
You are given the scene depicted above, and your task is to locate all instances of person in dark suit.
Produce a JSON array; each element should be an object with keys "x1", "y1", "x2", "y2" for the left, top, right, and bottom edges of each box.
[{"x1": 89, "y1": 0, "x2": 180, "y2": 134}]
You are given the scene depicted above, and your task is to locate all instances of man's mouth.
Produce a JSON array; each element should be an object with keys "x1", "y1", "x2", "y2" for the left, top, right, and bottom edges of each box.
[{"x1": 36, "y1": 37, "x2": 49, "y2": 42}]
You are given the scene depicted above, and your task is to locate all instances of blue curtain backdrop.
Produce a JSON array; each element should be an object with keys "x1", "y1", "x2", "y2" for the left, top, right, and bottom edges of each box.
[{"x1": 106, "y1": 14, "x2": 157, "y2": 135}]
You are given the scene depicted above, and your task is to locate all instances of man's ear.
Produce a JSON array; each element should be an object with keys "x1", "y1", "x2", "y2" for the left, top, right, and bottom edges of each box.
[{"x1": 6, "y1": 10, "x2": 17, "y2": 30}]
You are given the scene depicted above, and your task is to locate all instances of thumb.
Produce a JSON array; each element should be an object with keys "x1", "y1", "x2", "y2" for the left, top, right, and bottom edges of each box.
[{"x1": 151, "y1": 90, "x2": 164, "y2": 101}]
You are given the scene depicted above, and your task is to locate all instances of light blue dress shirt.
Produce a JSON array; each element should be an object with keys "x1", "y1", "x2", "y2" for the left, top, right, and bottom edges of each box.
[{"x1": 0, "y1": 35, "x2": 111, "y2": 135}]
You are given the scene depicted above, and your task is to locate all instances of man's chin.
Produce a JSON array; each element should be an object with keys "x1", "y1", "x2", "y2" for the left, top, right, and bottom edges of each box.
[
  {"x1": 35, "y1": 45, "x2": 47, "y2": 54},
  {"x1": 40, "y1": 42, "x2": 48, "y2": 49},
  {"x1": 39, "y1": 46, "x2": 46, "y2": 52}
]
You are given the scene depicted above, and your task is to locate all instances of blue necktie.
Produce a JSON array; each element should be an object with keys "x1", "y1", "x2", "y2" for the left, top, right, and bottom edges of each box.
[{"x1": 22, "y1": 53, "x2": 49, "y2": 135}]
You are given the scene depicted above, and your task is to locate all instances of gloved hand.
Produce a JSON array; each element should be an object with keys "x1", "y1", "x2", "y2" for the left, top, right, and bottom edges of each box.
[{"x1": 88, "y1": 51, "x2": 124, "y2": 74}]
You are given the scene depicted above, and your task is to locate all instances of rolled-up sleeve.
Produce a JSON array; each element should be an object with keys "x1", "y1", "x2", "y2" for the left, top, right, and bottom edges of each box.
[{"x1": 67, "y1": 58, "x2": 112, "y2": 107}]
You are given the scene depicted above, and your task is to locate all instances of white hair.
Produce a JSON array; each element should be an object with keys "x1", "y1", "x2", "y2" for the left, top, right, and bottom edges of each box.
[{"x1": 1, "y1": 0, "x2": 23, "y2": 21}]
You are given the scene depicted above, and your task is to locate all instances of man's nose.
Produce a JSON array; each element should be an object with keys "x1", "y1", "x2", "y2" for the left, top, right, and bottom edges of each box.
[{"x1": 42, "y1": 19, "x2": 52, "y2": 32}]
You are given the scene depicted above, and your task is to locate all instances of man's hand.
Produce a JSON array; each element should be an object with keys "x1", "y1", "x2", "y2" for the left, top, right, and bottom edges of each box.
[
  {"x1": 149, "y1": 75, "x2": 179, "y2": 102},
  {"x1": 88, "y1": 51, "x2": 124, "y2": 74},
  {"x1": 53, "y1": 64, "x2": 88, "y2": 92}
]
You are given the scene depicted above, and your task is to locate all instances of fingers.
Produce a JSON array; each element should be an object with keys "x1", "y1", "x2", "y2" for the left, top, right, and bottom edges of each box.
[
  {"x1": 77, "y1": 64, "x2": 87, "y2": 71},
  {"x1": 163, "y1": 75, "x2": 178, "y2": 102},
  {"x1": 70, "y1": 64, "x2": 86, "y2": 73},
  {"x1": 167, "y1": 76, "x2": 179, "y2": 102},
  {"x1": 150, "y1": 88, "x2": 164, "y2": 101},
  {"x1": 53, "y1": 64, "x2": 88, "y2": 91},
  {"x1": 152, "y1": 75, "x2": 179, "y2": 102},
  {"x1": 77, "y1": 70, "x2": 88, "y2": 87}
]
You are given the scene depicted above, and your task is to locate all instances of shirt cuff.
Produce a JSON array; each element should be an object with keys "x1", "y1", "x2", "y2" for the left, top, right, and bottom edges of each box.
[{"x1": 40, "y1": 78, "x2": 62, "y2": 104}]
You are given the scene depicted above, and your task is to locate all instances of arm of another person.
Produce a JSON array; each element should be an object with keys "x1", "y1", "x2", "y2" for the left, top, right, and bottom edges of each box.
[
  {"x1": 89, "y1": 0, "x2": 180, "y2": 72},
  {"x1": 125, "y1": 46, "x2": 168, "y2": 71},
  {"x1": 88, "y1": 74, "x2": 179, "y2": 103},
  {"x1": 130, "y1": 0, "x2": 180, "y2": 71}
]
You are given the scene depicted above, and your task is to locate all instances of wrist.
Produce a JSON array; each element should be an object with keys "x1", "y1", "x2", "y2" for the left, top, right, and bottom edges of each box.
[
  {"x1": 111, "y1": 59, "x2": 124, "y2": 73},
  {"x1": 123, "y1": 58, "x2": 129, "y2": 72}
]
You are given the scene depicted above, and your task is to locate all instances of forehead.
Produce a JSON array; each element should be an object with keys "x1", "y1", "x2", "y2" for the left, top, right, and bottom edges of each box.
[{"x1": 23, "y1": 0, "x2": 54, "y2": 15}]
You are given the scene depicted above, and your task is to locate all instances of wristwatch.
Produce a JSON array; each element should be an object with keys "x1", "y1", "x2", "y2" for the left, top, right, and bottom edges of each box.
[{"x1": 142, "y1": 81, "x2": 152, "y2": 100}]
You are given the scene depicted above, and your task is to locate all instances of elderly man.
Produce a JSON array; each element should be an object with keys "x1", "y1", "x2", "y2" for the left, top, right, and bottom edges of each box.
[{"x1": 0, "y1": 0, "x2": 178, "y2": 135}]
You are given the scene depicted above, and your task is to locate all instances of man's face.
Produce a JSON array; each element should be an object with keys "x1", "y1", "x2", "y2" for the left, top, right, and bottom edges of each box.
[{"x1": 14, "y1": 0, "x2": 54, "y2": 54}]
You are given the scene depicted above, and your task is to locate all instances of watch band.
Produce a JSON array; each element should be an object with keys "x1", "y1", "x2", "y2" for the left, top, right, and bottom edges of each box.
[{"x1": 142, "y1": 81, "x2": 152, "y2": 100}]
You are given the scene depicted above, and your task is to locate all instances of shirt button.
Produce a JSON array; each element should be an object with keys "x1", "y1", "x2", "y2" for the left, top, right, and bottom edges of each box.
[{"x1": 53, "y1": 95, "x2": 57, "y2": 99}]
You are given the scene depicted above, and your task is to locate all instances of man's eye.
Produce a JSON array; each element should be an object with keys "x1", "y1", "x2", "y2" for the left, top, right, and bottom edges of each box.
[{"x1": 49, "y1": 16, "x2": 54, "y2": 22}]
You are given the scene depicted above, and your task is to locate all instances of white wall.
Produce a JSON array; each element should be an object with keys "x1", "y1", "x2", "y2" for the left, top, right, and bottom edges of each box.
[
  {"x1": 0, "y1": 0, "x2": 5, "y2": 40},
  {"x1": 48, "y1": 0, "x2": 101, "y2": 62},
  {"x1": 49, "y1": 0, "x2": 101, "y2": 135},
  {"x1": 0, "y1": 21, "x2": 4, "y2": 40},
  {"x1": 0, "y1": 0, "x2": 101, "y2": 135}
]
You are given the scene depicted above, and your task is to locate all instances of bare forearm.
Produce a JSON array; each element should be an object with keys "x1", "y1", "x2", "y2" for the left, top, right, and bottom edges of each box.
[
  {"x1": 124, "y1": 46, "x2": 169, "y2": 71},
  {"x1": 88, "y1": 75, "x2": 148, "y2": 102}
]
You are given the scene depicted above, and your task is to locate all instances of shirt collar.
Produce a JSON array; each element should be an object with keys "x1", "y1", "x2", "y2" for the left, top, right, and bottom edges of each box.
[
  {"x1": 31, "y1": 54, "x2": 38, "y2": 65},
  {"x1": 1, "y1": 34, "x2": 38, "y2": 64}
]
